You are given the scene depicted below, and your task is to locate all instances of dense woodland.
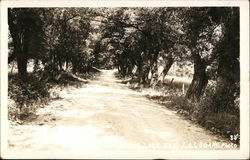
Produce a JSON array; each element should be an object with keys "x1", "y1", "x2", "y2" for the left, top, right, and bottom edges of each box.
[{"x1": 8, "y1": 7, "x2": 240, "y2": 142}]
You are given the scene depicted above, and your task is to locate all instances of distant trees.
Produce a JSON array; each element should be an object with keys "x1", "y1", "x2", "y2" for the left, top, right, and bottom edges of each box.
[{"x1": 101, "y1": 8, "x2": 182, "y2": 85}]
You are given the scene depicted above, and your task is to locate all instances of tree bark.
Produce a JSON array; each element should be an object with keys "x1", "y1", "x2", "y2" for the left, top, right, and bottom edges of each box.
[
  {"x1": 16, "y1": 52, "x2": 28, "y2": 76},
  {"x1": 8, "y1": 9, "x2": 29, "y2": 77},
  {"x1": 8, "y1": 9, "x2": 18, "y2": 64},
  {"x1": 211, "y1": 53, "x2": 239, "y2": 113},
  {"x1": 211, "y1": 8, "x2": 239, "y2": 113},
  {"x1": 185, "y1": 53, "x2": 208, "y2": 101},
  {"x1": 161, "y1": 55, "x2": 174, "y2": 83}
]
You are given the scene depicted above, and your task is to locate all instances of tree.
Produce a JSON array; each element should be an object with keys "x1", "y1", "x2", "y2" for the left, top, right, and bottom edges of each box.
[
  {"x1": 181, "y1": 8, "x2": 220, "y2": 101},
  {"x1": 101, "y1": 8, "x2": 182, "y2": 85},
  {"x1": 209, "y1": 7, "x2": 240, "y2": 112},
  {"x1": 41, "y1": 8, "x2": 93, "y2": 76},
  {"x1": 8, "y1": 8, "x2": 45, "y2": 76}
]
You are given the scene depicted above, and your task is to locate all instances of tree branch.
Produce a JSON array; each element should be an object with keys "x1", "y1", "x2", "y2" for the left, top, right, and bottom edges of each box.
[{"x1": 59, "y1": 14, "x2": 81, "y2": 25}]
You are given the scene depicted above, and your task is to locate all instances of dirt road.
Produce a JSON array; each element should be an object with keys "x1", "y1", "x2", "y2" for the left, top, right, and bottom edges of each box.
[{"x1": 6, "y1": 70, "x2": 236, "y2": 158}]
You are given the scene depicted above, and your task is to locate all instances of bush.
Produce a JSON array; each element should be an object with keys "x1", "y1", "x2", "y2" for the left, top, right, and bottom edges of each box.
[
  {"x1": 8, "y1": 71, "x2": 99, "y2": 121},
  {"x1": 195, "y1": 82, "x2": 240, "y2": 143},
  {"x1": 201, "y1": 81, "x2": 240, "y2": 113},
  {"x1": 8, "y1": 74, "x2": 51, "y2": 120}
]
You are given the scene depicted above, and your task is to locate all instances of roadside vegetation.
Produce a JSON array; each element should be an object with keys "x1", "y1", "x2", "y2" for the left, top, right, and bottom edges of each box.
[
  {"x1": 8, "y1": 63, "x2": 100, "y2": 121},
  {"x1": 122, "y1": 77, "x2": 239, "y2": 144}
]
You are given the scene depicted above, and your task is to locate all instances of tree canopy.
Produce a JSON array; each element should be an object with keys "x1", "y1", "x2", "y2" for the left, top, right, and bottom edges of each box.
[{"x1": 8, "y1": 7, "x2": 240, "y2": 111}]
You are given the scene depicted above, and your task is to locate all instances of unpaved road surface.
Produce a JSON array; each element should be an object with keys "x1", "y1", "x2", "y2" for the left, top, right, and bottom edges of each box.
[{"x1": 6, "y1": 70, "x2": 236, "y2": 158}]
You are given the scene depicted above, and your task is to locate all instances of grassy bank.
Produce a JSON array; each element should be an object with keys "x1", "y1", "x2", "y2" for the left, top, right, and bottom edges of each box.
[
  {"x1": 121, "y1": 76, "x2": 240, "y2": 145},
  {"x1": 8, "y1": 71, "x2": 100, "y2": 122}
]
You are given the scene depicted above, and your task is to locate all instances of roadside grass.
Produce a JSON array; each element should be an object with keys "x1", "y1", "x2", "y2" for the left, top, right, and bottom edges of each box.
[
  {"x1": 8, "y1": 71, "x2": 100, "y2": 122},
  {"x1": 122, "y1": 76, "x2": 240, "y2": 144}
]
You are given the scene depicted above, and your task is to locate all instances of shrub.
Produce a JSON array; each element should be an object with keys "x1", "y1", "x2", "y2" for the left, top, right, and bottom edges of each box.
[
  {"x1": 8, "y1": 74, "x2": 51, "y2": 120},
  {"x1": 195, "y1": 82, "x2": 240, "y2": 143},
  {"x1": 8, "y1": 71, "x2": 98, "y2": 121}
]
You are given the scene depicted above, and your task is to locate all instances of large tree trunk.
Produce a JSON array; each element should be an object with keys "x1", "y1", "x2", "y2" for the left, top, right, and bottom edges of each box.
[
  {"x1": 137, "y1": 63, "x2": 143, "y2": 83},
  {"x1": 211, "y1": 8, "x2": 239, "y2": 113},
  {"x1": 149, "y1": 64, "x2": 157, "y2": 86},
  {"x1": 8, "y1": 9, "x2": 29, "y2": 77},
  {"x1": 212, "y1": 41, "x2": 239, "y2": 113},
  {"x1": 15, "y1": 32, "x2": 29, "y2": 76},
  {"x1": 163, "y1": 55, "x2": 174, "y2": 75},
  {"x1": 17, "y1": 53, "x2": 28, "y2": 76},
  {"x1": 141, "y1": 63, "x2": 150, "y2": 84},
  {"x1": 72, "y1": 63, "x2": 77, "y2": 73},
  {"x1": 160, "y1": 55, "x2": 174, "y2": 84},
  {"x1": 8, "y1": 9, "x2": 18, "y2": 64},
  {"x1": 211, "y1": 52, "x2": 239, "y2": 113},
  {"x1": 186, "y1": 53, "x2": 208, "y2": 101}
]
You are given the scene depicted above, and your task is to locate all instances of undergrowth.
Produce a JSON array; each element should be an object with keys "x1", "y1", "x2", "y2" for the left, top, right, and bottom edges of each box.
[
  {"x1": 125, "y1": 77, "x2": 240, "y2": 145},
  {"x1": 8, "y1": 71, "x2": 99, "y2": 122},
  {"x1": 8, "y1": 74, "x2": 51, "y2": 120}
]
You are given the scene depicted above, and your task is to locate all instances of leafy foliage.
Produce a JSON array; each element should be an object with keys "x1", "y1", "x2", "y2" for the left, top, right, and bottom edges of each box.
[{"x1": 8, "y1": 74, "x2": 51, "y2": 120}]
